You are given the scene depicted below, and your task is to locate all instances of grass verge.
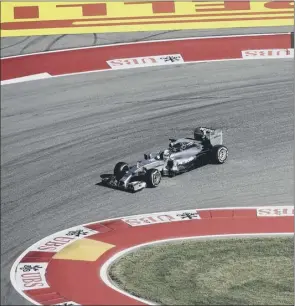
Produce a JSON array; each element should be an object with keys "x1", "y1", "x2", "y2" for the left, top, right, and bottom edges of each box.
[{"x1": 109, "y1": 237, "x2": 294, "y2": 305}]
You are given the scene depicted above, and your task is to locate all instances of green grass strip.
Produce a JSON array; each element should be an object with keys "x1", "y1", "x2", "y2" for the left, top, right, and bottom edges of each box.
[{"x1": 109, "y1": 237, "x2": 294, "y2": 305}]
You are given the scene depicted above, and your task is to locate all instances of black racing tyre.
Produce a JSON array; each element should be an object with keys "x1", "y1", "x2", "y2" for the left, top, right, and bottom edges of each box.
[
  {"x1": 114, "y1": 162, "x2": 129, "y2": 180},
  {"x1": 211, "y1": 145, "x2": 228, "y2": 164},
  {"x1": 146, "y1": 169, "x2": 161, "y2": 188}
]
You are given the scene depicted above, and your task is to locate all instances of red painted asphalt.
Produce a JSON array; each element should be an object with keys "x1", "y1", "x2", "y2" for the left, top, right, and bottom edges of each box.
[
  {"x1": 1, "y1": 34, "x2": 291, "y2": 81},
  {"x1": 20, "y1": 208, "x2": 293, "y2": 305}
]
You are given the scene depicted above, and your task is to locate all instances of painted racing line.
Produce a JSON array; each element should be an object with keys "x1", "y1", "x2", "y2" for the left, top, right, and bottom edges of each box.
[
  {"x1": 1, "y1": 32, "x2": 294, "y2": 84},
  {"x1": 10, "y1": 206, "x2": 294, "y2": 305}
]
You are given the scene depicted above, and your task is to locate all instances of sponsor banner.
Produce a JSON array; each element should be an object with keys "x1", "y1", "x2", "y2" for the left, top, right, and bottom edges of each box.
[
  {"x1": 30, "y1": 226, "x2": 98, "y2": 253},
  {"x1": 241, "y1": 48, "x2": 294, "y2": 59},
  {"x1": 1, "y1": 1, "x2": 294, "y2": 37},
  {"x1": 122, "y1": 209, "x2": 201, "y2": 227},
  {"x1": 15, "y1": 262, "x2": 49, "y2": 291},
  {"x1": 257, "y1": 206, "x2": 294, "y2": 217},
  {"x1": 107, "y1": 54, "x2": 184, "y2": 69}
]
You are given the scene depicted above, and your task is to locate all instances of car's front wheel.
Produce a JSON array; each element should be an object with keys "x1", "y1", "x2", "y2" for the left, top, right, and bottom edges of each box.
[
  {"x1": 114, "y1": 162, "x2": 129, "y2": 180},
  {"x1": 146, "y1": 169, "x2": 161, "y2": 187}
]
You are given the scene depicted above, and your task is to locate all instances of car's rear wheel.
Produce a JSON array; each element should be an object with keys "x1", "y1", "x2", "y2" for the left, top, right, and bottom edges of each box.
[
  {"x1": 146, "y1": 169, "x2": 161, "y2": 187},
  {"x1": 211, "y1": 145, "x2": 228, "y2": 164},
  {"x1": 114, "y1": 162, "x2": 129, "y2": 180}
]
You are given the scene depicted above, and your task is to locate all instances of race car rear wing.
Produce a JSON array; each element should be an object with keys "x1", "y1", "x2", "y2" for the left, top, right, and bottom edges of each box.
[
  {"x1": 198, "y1": 127, "x2": 223, "y2": 146},
  {"x1": 209, "y1": 129, "x2": 223, "y2": 146}
]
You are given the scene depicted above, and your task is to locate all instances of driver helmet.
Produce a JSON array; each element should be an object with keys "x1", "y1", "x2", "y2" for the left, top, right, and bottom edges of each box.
[{"x1": 194, "y1": 127, "x2": 205, "y2": 141}]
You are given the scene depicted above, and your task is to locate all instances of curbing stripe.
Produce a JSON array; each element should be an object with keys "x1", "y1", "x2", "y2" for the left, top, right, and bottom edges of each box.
[
  {"x1": 1, "y1": 33, "x2": 292, "y2": 85},
  {"x1": 2, "y1": 57, "x2": 294, "y2": 86},
  {"x1": 1, "y1": 32, "x2": 291, "y2": 60},
  {"x1": 10, "y1": 205, "x2": 294, "y2": 305},
  {"x1": 0, "y1": 73, "x2": 51, "y2": 85}
]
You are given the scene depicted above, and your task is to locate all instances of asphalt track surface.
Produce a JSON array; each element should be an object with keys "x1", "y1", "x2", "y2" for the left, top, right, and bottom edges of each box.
[{"x1": 1, "y1": 26, "x2": 294, "y2": 305}]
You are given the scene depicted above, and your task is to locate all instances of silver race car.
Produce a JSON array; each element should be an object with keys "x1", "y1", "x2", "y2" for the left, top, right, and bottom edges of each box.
[{"x1": 100, "y1": 127, "x2": 228, "y2": 192}]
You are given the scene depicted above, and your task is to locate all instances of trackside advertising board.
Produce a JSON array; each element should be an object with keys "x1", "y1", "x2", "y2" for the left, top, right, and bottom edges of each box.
[
  {"x1": 122, "y1": 209, "x2": 201, "y2": 226},
  {"x1": 242, "y1": 48, "x2": 294, "y2": 59},
  {"x1": 256, "y1": 206, "x2": 294, "y2": 217},
  {"x1": 107, "y1": 54, "x2": 184, "y2": 69},
  {"x1": 28, "y1": 226, "x2": 99, "y2": 253},
  {"x1": 15, "y1": 262, "x2": 49, "y2": 291}
]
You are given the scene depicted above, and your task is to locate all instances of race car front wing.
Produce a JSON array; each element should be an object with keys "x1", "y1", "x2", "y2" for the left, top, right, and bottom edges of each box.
[{"x1": 100, "y1": 174, "x2": 146, "y2": 192}]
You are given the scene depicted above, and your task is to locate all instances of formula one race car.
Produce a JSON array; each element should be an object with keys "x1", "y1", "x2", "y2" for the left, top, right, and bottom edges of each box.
[{"x1": 100, "y1": 127, "x2": 228, "y2": 193}]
